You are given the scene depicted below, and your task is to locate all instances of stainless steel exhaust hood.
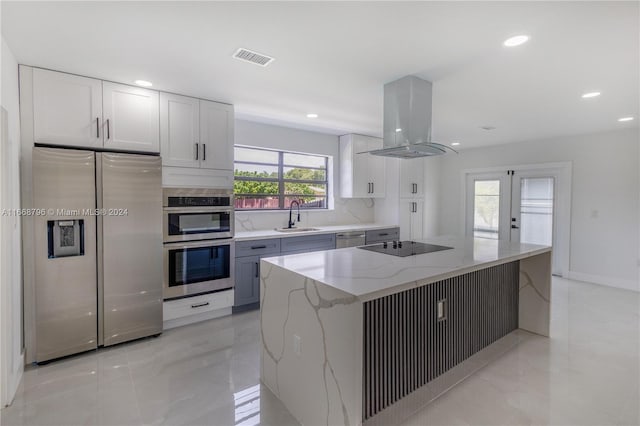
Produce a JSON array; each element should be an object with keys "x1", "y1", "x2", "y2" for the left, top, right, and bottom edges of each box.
[{"x1": 368, "y1": 75, "x2": 456, "y2": 158}]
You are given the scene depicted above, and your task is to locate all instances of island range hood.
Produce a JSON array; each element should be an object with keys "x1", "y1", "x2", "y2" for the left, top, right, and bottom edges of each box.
[{"x1": 367, "y1": 75, "x2": 457, "y2": 158}]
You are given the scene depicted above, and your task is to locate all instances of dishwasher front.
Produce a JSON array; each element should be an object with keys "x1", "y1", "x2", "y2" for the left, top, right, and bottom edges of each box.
[{"x1": 335, "y1": 231, "x2": 366, "y2": 248}]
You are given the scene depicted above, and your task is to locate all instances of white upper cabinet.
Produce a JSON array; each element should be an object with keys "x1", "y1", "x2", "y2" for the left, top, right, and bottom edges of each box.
[
  {"x1": 399, "y1": 158, "x2": 425, "y2": 199},
  {"x1": 199, "y1": 100, "x2": 234, "y2": 171},
  {"x1": 160, "y1": 93, "x2": 200, "y2": 168},
  {"x1": 339, "y1": 134, "x2": 386, "y2": 198},
  {"x1": 32, "y1": 68, "x2": 103, "y2": 149},
  {"x1": 159, "y1": 97, "x2": 233, "y2": 170},
  {"x1": 27, "y1": 67, "x2": 160, "y2": 153},
  {"x1": 102, "y1": 82, "x2": 159, "y2": 153}
]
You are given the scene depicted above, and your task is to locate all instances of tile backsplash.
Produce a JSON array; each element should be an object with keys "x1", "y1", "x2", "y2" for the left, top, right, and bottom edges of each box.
[{"x1": 235, "y1": 198, "x2": 375, "y2": 232}]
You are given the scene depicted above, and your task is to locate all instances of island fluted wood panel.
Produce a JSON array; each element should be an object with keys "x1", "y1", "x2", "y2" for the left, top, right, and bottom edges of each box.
[{"x1": 362, "y1": 261, "x2": 519, "y2": 420}]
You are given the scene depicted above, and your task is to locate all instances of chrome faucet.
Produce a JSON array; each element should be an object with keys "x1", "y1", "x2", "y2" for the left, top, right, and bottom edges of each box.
[{"x1": 288, "y1": 200, "x2": 300, "y2": 228}]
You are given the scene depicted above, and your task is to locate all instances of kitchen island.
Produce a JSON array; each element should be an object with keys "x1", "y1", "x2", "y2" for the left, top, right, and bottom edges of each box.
[{"x1": 260, "y1": 236, "x2": 551, "y2": 425}]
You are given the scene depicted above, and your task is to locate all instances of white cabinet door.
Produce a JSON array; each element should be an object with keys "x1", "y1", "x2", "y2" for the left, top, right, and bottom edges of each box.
[
  {"x1": 339, "y1": 134, "x2": 386, "y2": 198},
  {"x1": 399, "y1": 158, "x2": 424, "y2": 198},
  {"x1": 351, "y1": 135, "x2": 371, "y2": 197},
  {"x1": 160, "y1": 93, "x2": 200, "y2": 167},
  {"x1": 32, "y1": 68, "x2": 103, "y2": 148},
  {"x1": 199, "y1": 100, "x2": 234, "y2": 171},
  {"x1": 399, "y1": 199, "x2": 424, "y2": 241},
  {"x1": 367, "y1": 137, "x2": 386, "y2": 197},
  {"x1": 103, "y1": 82, "x2": 159, "y2": 153}
]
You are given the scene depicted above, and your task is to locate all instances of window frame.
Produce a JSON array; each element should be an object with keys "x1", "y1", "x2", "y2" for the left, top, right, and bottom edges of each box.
[{"x1": 234, "y1": 146, "x2": 329, "y2": 211}]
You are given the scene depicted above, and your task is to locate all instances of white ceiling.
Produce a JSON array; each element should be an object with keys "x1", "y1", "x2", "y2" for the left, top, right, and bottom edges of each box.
[{"x1": 2, "y1": 1, "x2": 638, "y2": 149}]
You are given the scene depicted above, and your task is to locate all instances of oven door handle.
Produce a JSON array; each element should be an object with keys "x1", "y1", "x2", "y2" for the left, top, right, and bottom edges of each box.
[
  {"x1": 163, "y1": 207, "x2": 233, "y2": 213},
  {"x1": 163, "y1": 239, "x2": 233, "y2": 249}
]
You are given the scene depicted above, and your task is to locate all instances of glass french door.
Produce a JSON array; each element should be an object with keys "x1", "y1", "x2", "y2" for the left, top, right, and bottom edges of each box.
[
  {"x1": 466, "y1": 167, "x2": 566, "y2": 276},
  {"x1": 511, "y1": 175, "x2": 555, "y2": 246},
  {"x1": 465, "y1": 173, "x2": 511, "y2": 240}
]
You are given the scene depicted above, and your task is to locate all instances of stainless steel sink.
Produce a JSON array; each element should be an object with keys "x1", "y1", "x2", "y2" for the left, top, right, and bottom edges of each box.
[{"x1": 274, "y1": 227, "x2": 320, "y2": 233}]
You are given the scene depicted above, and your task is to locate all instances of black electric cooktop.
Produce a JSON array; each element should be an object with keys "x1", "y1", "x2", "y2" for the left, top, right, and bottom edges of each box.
[{"x1": 358, "y1": 241, "x2": 454, "y2": 257}]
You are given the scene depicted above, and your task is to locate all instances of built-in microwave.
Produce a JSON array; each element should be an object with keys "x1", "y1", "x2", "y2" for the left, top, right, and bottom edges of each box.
[
  {"x1": 163, "y1": 188, "x2": 234, "y2": 242},
  {"x1": 163, "y1": 239, "x2": 235, "y2": 300}
]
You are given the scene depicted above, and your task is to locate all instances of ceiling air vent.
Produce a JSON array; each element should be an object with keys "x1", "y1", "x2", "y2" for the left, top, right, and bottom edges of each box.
[{"x1": 232, "y1": 48, "x2": 275, "y2": 67}]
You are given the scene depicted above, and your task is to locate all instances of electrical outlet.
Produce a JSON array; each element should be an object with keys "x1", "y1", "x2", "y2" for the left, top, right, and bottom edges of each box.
[{"x1": 293, "y1": 334, "x2": 302, "y2": 356}]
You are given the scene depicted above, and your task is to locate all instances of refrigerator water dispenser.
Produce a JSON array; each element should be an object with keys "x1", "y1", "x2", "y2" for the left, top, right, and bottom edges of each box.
[{"x1": 47, "y1": 219, "x2": 84, "y2": 258}]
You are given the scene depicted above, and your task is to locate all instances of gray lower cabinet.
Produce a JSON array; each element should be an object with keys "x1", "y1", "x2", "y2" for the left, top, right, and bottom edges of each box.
[
  {"x1": 234, "y1": 255, "x2": 260, "y2": 307},
  {"x1": 365, "y1": 227, "x2": 400, "y2": 244},
  {"x1": 280, "y1": 233, "x2": 336, "y2": 255},
  {"x1": 234, "y1": 233, "x2": 336, "y2": 312}
]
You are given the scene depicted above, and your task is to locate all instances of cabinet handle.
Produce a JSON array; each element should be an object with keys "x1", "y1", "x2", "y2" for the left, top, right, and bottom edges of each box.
[
  {"x1": 379, "y1": 233, "x2": 389, "y2": 236},
  {"x1": 250, "y1": 245, "x2": 267, "y2": 250},
  {"x1": 106, "y1": 119, "x2": 110, "y2": 139},
  {"x1": 96, "y1": 117, "x2": 100, "y2": 138},
  {"x1": 203, "y1": 144, "x2": 206, "y2": 161},
  {"x1": 371, "y1": 182, "x2": 374, "y2": 194},
  {"x1": 195, "y1": 143, "x2": 199, "y2": 160},
  {"x1": 191, "y1": 302, "x2": 210, "y2": 308},
  {"x1": 255, "y1": 262, "x2": 259, "y2": 278}
]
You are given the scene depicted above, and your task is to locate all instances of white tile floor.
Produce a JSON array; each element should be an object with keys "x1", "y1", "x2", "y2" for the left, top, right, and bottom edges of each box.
[{"x1": 1, "y1": 277, "x2": 638, "y2": 426}]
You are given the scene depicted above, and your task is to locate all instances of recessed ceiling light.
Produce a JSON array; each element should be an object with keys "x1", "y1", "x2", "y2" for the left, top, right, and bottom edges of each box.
[
  {"x1": 395, "y1": 128, "x2": 402, "y2": 132},
  {"x1": 451, "y1": 142, "x2": 461, "y2": 146},
  {"x1": 503, "y1": 35, "x2": 529, "y2": 47},
  {"x1": 581, "y1": 91, "x2": 601, "y2": 98},
  {"x1": 134, "y1": 80, "x2": 153, "y2": 87},
  {"x1": 306, "y1": 113, "x2": 318, "y2": 118},
  {"x1": 618, "y1": 117, "x2": 634, "y2": 122}
]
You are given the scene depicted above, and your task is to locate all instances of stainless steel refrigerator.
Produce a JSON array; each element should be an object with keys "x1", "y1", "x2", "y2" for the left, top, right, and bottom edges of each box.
[{"x1": 32, "y1": 147, "x2": 162, "y2": 362}]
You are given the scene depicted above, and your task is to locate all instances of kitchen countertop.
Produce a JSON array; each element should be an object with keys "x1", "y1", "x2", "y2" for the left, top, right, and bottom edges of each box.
[
  {"x1": 234, "y1": 223, "x2": 398, "y2": 241},
  {"x1": 261, "y1": 235, "x2": 551, "y2": 301}
]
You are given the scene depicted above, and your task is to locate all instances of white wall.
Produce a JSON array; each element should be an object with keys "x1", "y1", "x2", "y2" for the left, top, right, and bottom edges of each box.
[
  {"x1": 438, "y1": 128, "x2": 640, "y2": 291},
  {"x1": 0, "y1": 36, "x2": 24, "y2": 407},
  {"x1": 234, "y1": 120, "x2": 375, "y2": 231}
]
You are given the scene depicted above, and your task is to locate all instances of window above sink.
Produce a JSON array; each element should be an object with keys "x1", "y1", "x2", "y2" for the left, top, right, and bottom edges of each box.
[{"x1": 233, "y1": 146, "x2": 330, "y2": 211}]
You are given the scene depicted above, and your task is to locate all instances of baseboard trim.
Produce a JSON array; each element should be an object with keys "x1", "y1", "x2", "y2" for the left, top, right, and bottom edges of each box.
[{"x1": 567, "y1": 271, "x2": 639, "y2": 292}]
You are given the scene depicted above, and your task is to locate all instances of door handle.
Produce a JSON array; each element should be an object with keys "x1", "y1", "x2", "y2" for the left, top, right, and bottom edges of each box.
[
  {"x1": 195, "y1": 143, "x2": 199, "y2": 160},
  {"x1": 96, "y1": 117, "x2": 100, "y2": 138},
  {"x1": 106, "y1": 119, "x2": 110, "y2": 139}
]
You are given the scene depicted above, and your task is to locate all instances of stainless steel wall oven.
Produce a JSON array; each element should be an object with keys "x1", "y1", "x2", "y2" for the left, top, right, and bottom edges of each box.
[
  {"x1": 163, "y1": 188, "x2": 235, "y2": 300},
  {"x1": 163, "y1": 188, "x2": 234, "y2": 242}
]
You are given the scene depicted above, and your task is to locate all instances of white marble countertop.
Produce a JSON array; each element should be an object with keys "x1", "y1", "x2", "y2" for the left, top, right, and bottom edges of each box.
[
  {"x1": 234, "y1": 223, "x2": 398, "y2": 241},
  {"x1": 261, "y1": 235, "x2": 551, "y2": 301}
]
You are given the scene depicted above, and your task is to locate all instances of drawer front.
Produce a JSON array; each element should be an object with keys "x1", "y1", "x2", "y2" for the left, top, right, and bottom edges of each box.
[
  {"x1": 163, "y1": 290, "x2": 234, "y2": 321},
  {"x1": 365, "y1": 228, "x2": 400, "y2": 244},
  {"x1": 235, "y1": 238, "x2": 281, "y2": 257},
  {"x1": 280, "y1": 233, "x2": 336, "y2": 254}
]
